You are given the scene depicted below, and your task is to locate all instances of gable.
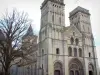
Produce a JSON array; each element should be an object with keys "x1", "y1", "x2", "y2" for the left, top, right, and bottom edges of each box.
[{"x1": 63, "y1": 25, "x2": 82, "y2": 37}]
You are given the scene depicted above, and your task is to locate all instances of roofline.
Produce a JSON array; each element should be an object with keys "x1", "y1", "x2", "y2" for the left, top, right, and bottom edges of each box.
[{"x1": 40, "y1": 0, "x2": 65, "y2": 9}]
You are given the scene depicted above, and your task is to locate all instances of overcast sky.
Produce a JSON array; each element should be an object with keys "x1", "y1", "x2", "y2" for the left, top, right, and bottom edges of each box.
[{"x1": 0, "y1": 0, "x2": 100, "y2": 66}]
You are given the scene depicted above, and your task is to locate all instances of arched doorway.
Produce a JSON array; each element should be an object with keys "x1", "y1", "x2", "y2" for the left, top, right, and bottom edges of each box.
[
  {"x1": 54, "y1": 62, "x2": 63, "y2": 75},
  {"x1": 89, "y1": 71, "x2": 93, "y2": 75},
  {"x1": 88, "y1": 64, "x2": 94, "y2": 75},
  {"x1": 69, "y1": 58, "x2": 84, "y2": 75}
]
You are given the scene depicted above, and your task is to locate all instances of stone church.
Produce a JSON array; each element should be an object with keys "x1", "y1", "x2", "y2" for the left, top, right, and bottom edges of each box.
[
  {"x1": 0, "y1": 0, "x2": 99, "y2": 75},
  {"x1": 37, "y1": 0, "x2": 99, "y2": 75}
]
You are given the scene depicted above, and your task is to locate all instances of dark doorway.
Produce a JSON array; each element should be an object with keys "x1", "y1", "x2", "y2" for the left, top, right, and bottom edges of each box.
[
  {"x1": 54, "y1": 70, "x2": 60, "y2": 75},
  {"x1": 89, "y1": 71, "x2": 93, "y2": 75}
]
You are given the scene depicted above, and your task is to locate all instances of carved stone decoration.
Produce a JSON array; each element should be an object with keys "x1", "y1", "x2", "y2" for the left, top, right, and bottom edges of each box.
[
  {"x1": 54, "y1": 62, "x2": 63, "y2": 75},
  {"x1": 69, "y1": 58, "x2": 84, "y2": 75}
]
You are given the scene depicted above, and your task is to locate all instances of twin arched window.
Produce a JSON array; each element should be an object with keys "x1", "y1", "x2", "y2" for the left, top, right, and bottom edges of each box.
[{"x1": 70, "y1": 37, "x2": 79, "y2": 45}]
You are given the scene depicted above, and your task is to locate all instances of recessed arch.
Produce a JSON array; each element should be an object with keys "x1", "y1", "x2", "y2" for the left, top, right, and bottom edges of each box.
[
  {"x1": 54, "y1": 62, "x2": 63, "y2": 75},
  {"x1": 88, "y1": 63, "x2": 94, "y2": 75},
  {"x1": 69, "y1": 58, "x2": 84, "y2": 75}
]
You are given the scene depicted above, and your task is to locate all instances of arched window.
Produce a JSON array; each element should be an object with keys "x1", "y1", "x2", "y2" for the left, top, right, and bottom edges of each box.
[
  {"x1": 68, "y1": 47, "x2": 72, "y2": 56},
  {"x1": 75, "y1": 38, "x2": 79, "y2": 45},
  {"x1": 70, "y1": 37, "x2": 74, "y2": 44},
  {"x1": 74, "y1": 48, "x2": 77, "y2": 57},
  {"x1": 56, "y1": 48, "x2": 60, "y2": 54},
  {"x1": 42, "y1": 49, "x2": 44, "y2": 56},
  {"x1": 89, "y1": 52, "x2": 91, "y2": 57},
  {"x1": 52, "y1": 15, "x2": 54, "y2": 22},
  {"x1": 79, "y1": 48, "x2": 82, "y2": 57}
]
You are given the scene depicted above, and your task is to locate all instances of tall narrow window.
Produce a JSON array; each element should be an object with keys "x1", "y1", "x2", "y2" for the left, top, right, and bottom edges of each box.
[
  {"x1": 56, "y1": 48, "x2": 60, "y2": 54},
  {"x1": 42, "y1": 49, "x2": 44, "y2": 56},
  {"x1": 74, "y1": 48, "x2": 77, "y2": 57},
  {"x1": 68, "y1": 47, "x2": 72, "y2": 56},
  {"x1": 79, "y1": 48, "x2": 82, "y2": 57},
  {"x1": 89, "y1": 52, "x2": 91, "y2": 57},
  {"x1": 70, "y1": 37, "x2": 74, "y2": 44},
  {"x1": 75, "y1": 38, "x2": 79, "y2": 45},
  {"x1": 52, "y1": 15, "x2": 54, "y2": 22}
]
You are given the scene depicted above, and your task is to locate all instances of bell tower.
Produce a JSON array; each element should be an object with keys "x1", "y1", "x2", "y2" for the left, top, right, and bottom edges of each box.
[
  {"x1": 40, "y1": 0, "x2": 65, "y2": 29},
  {"x1": 38, "y1": 0, "x2": 65, "y2": 75},
  {"x1": 69, "y1": 6, "x2": 92, "y2": 33}
]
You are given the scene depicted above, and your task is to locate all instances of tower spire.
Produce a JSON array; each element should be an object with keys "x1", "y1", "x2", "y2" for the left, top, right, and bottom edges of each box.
[
  {"x1": 24, "y1": 25, "x2": 34, "y2": 38},
  {"x1": 27, "y1": 25, "x2": 34, "y2": 36}
]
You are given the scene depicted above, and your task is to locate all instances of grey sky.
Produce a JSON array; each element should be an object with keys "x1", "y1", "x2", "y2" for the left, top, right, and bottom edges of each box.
[{"x1": 0, "y1": 0, "x2": 100, "y2": 66}]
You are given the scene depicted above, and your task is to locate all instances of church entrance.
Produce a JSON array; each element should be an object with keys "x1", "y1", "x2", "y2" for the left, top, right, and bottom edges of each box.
[
  {"x1": 54, "y1": 62, "x2": 63, "y2": 75},
  {"x1": 88, "y1": 64, "x2": 94, "y2": 75},
  {"x1": 89, "y1": 71, "x2": 93, "y2": 75},
  {"x1": 54, "y1": 70, "x2": 60, "y2": 75},
  {"x1": 69, "y1": 58, "x2": 84, "y2": 75}
]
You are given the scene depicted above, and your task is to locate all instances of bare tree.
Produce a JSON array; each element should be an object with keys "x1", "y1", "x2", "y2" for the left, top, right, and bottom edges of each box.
[{"x1": 0, "y1": 9, "x2": 31, "y2": 75}]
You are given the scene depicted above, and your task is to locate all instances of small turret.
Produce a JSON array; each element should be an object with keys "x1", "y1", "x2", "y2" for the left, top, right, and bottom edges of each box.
[
  {"x1": 23, "y1": 25, "x2": 34, "y2": 39},
  {"x1": 26, "y1": 25, "x2": 34, "y2": 36}
]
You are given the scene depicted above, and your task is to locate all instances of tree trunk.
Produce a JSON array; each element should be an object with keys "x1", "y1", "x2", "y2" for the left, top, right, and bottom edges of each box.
[
  {"x1": 4, "y1": 68, "x2": 10, "y2": 75},
  {"x1": 4, "y1": 62, "x2": 10, "y2": 75}
]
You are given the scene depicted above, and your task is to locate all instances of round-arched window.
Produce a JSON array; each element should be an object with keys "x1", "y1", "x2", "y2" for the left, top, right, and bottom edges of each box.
[
  {"x1": 89, "y1": 52, "x2": 91, "y2": 57},
  {"x1": 56, "y1": 48, "x2": 60, "y2": 54},
  {"x1": 70, "y1": 37, "x2": 74, "y2": 44},
  {"x1": 74, "y1": 48, "x2": 77, "y2": 57},
  {"x1": 68, "y1": 47, "x2": 72, "y2": 56},
  {"x1": 75, "y1": 38, "x2": 79, "y2": 45},
  {"x1": 79, "y1": 48, "x2": 82, "y2": 57}
]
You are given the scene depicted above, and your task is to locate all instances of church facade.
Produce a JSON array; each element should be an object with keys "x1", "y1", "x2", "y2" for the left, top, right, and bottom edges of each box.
[{"x1": 38, "y1": 0, "x2": 99, "y2": 75}]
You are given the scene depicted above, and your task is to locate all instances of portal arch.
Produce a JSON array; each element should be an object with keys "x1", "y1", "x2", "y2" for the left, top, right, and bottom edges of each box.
[
  {"x1": 54, "y1": 62, "x2": 63, "y2": 75},
  {"x1": 69, "y1": 58, "x2": 84, "y2": 75},
  {"x1": 88, "y1": 63, "x2": 94, "y2": 75}
]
